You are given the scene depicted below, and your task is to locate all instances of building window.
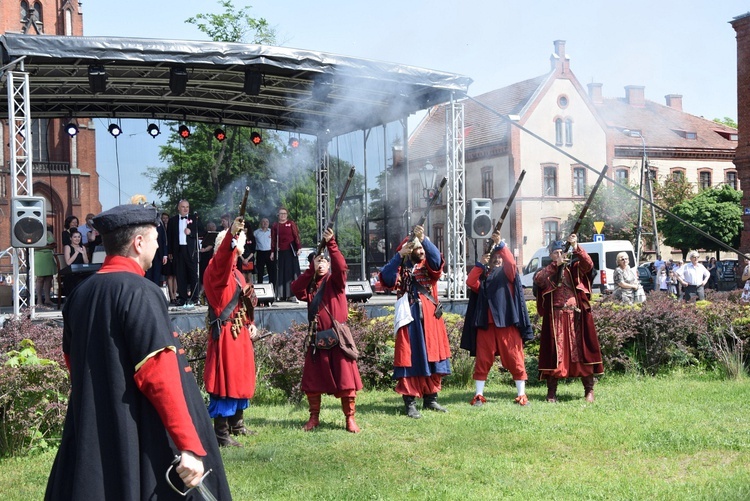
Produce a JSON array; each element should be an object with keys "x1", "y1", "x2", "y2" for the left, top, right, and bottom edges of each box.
[
  {"x1": 433, "y1": 224, "x2": 444, "y2": 255},
  {"x1": 615, "y1": 168, "x2": 629, "y2": 183},
  {"x1": 565, "y1": 118, "x2": 573, "y2": 146},
  {"x1": 411, "y1": 180, "x2": 422, "y2": 208},
  {"x1": 481, "y1": 166, "x2": 493, "y2": 199},
  {"x1": 21, "y1": 1, "x2": 29, "y2": 22},
  {"x1": 557, "y1": 95, "x2": 569, "y2": 109},
  {"x1": 671, "y1": 169, "x2": 685, "y2": 182},
  {"x1": 649, "y1": 168, "x2": 658, "y2": 181},
  {"x1": 33, "y1": 2, "x2": 43, "y2": 24},
  {"x1": 699, "y1": 171, "x2": 711, "y2": 190},
  {"x1": 554, "y1": 118, "x2": 563, "y2": 146},
  {"x1": 543, "y1": 165, "x2": 558, "y2": 197},
  {"x1": 543, "y1": 220, "x2": 559, "y2": 247},
  {"x1": 572, "y1": 167, "x2": 586, "y2": 197},
  {"x1": 64, "y1": 8, "x2": 73, "y2": 35},
  {"x1": 31, "y1": 119, "x2": 49, "y2": 162},
  {"x1": 726, "y1": 171, "x2": 738, "y2": 190}
]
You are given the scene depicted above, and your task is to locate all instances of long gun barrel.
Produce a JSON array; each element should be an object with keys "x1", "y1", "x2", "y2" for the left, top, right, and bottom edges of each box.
[
  {"x1": 485, "y1": 170, "x2": 526, "y2": 252},
  {"x1": 238, "y1": 186, "x2": 250, "y2": 218},
  {"x1": 412, "y1": 177, "x2": 448, "y2": 232},
  {"x1": 555, "y1": 165, "x2": 609, "y2": 284},
  {"x1": 315, "y1": 166, "x2": 356, "y2": 256}
]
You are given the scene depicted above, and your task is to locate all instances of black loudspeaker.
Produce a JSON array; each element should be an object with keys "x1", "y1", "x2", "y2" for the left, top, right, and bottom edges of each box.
[
  {"x1": 253, "y1": 283, "x2": 275, "y2": 305},
  {"x1": 345, "y1": 281, "x2": 373, "y2": 303}
]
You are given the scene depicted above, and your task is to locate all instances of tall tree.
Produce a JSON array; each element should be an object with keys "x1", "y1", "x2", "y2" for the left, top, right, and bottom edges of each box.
[
  {"x1": 659, "y1": 185, "x2": 742, "y2": 258},
  {"x1": 562, "y1": 183, "x2": 639, "y2": 242}
]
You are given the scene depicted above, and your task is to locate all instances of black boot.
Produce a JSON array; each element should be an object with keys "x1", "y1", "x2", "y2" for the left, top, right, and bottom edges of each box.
[
  {"x1": 228, "y1": 409, "x2": 256, "y2": 436},
  {"x1": 214, "y1": 417, "x2": 242, "y2": 447},
  {"x1": 423, "y1": 393, "x2": 448, "y2": 412},
  {"x1": 402, "y1": 395, "x2": 422, "y2": 419}
]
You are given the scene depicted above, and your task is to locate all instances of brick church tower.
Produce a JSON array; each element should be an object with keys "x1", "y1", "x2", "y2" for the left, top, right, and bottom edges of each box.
[
  {"x1": 732, "y1": 13, "x2": 750, "y2": 259},
  {"x1": 0, "y1": 0, "x2": 101, "y2": 253}
]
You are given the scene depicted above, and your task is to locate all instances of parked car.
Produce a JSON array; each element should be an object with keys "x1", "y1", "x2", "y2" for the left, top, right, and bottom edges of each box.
[
  {"x1": 637, "y1": 263, "x2": 656, "y2": 290},
  {"x1": 372, "y1": 277, "x2": 393, "y2": 295}
]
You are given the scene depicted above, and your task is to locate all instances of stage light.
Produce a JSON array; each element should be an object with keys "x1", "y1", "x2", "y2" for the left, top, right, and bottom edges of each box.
[
  {"x1": 214, "y1": 128, "x2": 227, "y2": 142},
  {"x1": 108, "y1": 123, "x2": 122, "y2": 138},
  {"x1": 147, "y1": 123, "x2": 161, "y2": 138},
  {"x1": 88, "y1": 65, "x2": 107, "y2": 94},
  {"x1": 250, "y1": 131, "x2": 262, "y2": 145},
  {"x1": 244, "y1": 68, "x2": 262, "y2": 95},
  {"x1": 64, "y1": 122, "x2": 79, "y2": 138},
  {"x1": 178, "y1": 125, "x2": 191, "y2": 139},
  {"x1": 288, "y1": 137, "x2": 299, "y2": 148},
  {"x1": 169, "y1": 66, "x2": 188, "y2": 95}
]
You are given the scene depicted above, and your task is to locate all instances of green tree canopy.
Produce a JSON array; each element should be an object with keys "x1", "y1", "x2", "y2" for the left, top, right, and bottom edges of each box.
[
  {"x1": 563, "y1": 183, "x2": 639, "y2": 242},
  {"x1": 659, "y1": 185, "x2": 742, "y2": 257}
]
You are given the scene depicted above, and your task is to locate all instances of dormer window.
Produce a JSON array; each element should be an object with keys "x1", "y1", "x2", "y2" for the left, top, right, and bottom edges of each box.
[
  {"x1": 716, "y1": 131, "x2": 738, "y2": 141},
  {"x1": 673, "y1": 129, "x2": 697, "y2": 140}
]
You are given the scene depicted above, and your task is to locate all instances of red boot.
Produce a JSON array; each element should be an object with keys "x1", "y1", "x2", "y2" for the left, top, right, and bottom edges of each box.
[
  {"x1": 303, "y1": 393, "x2": 321, "y2": 431},
  {"x1": 341, "y1": 396, "x2": 361, "y2": 433}
]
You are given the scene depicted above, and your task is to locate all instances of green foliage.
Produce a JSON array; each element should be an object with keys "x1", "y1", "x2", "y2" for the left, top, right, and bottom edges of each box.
[
  {"x1": 713, "y1": 116, "x2": 738, "y2": 129},
  {"x1": 0, "y1": 337, "x2": 69, "y2": 457},
  {"x1": 660, "y1": 184, "x2": 742, "y2": 254},
  {"x1": 563, "y1": 183, "x2": 639, "y2": 241},
  {"x1": 186, "y1": 0, "x2": 276, "y2": 44}
]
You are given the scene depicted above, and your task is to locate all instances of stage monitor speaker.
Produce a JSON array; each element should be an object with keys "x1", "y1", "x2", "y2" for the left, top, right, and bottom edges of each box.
[
  {"x1": 345, "y1": 281, "x2": 372, "y2": 303},
  {"x1": 253, "y1": 283, "x2": 275, "y2": 305}
]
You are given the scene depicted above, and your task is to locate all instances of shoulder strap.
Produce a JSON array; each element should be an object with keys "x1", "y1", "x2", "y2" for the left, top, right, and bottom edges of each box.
[
  {"x1": 206, "y1": 274, "x2": 243, "y2": 340},
  {"x1": 308, "y1": 276, "x2": 328, "y2": 323},
  {"x1": 414, "y1": 279, "x2": 439, "y2": 307}
]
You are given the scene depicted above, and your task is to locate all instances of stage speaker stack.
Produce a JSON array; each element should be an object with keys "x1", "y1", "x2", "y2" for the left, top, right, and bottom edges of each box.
[
  {"x1": 253, "y1": 283, "x2": 275, "y2": 305},
  {"x1": 345, "y1": 281, "x2": 373, "y2": 303}
]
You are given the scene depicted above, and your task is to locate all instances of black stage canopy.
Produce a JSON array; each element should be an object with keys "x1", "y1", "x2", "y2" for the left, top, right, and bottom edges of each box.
[{"x1": 1, "y1": 33, "x2": 472, "y2": 137}]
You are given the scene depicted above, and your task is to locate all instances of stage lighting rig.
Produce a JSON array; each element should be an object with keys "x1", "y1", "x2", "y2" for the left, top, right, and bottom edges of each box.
[
  {"x1": 169, "y1": 66, "x2": 188, "y2": 95},
  {"x1": 288, "y1": 137, "x2": 299, "y2": 148},
  {"x1": 64, "y1": 122, "x2": 79, "y2": 138},
  {"x1": 108, "y1": 123, "x2": 122, "y2": 138},
  {"x1": 178, "y1": 125, "x2": 191, "y2": 139},
  {"x1": 214, "y1": 128, "x2": 227, "y2": 142},
  {"x1": 250, "y1": 131, "x2": 262, "y2": 145},
  {"x1": 147, "y1": 123, "x2": 161, "y2": 138}
]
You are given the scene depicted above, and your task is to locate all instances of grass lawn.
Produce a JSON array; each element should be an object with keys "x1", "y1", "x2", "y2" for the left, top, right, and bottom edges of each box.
[{"x1": 2, "y1": 372, "x2": 749, "y2": 500}]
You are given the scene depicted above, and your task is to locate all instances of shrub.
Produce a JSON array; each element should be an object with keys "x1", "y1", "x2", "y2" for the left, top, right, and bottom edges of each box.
[{"x1": 0, "y1": 339, "x2": 69, "y2": 457}]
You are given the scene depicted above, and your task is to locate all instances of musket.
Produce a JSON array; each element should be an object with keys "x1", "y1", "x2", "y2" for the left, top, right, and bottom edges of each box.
[
  {"x1": 396, "y1": 177, "x2": 448, "y2": 295},
  {"x1": 555, "y1": 165, "x2": 609, "y2": 285},
  {"x1": 484, "y1": 170, "x2": 526, "y2": 253},
  {"x1": 314, "y1": 166, "x2": 356, "y2": 256},
  {"x1": 238, "y1": 186, "x2": 250, "y2": 218}
]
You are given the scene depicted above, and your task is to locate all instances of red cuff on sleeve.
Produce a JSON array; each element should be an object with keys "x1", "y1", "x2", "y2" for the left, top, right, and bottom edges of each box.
[{"x1": 134, "y1": 349, "x2": 207, "y2": 456}]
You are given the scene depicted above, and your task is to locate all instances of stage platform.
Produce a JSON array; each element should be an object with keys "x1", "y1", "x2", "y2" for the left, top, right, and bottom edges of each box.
[{"x1": 20, "y1": 294, "x2": 469, "y2": 334}]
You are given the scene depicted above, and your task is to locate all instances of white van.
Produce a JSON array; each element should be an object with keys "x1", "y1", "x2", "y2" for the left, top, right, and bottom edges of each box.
[{"x1": 520, "y1": 240, "x2": 636, "y2": 293}]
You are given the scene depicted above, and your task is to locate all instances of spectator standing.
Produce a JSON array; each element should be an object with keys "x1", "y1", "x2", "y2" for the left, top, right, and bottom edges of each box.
[
  {"x1": 271, "y1": 207, "x2": 301, "y2": 301},
  {"x1": 253, "y1": 217, "x2": 274, "y2": 285},
  {"x1": 62, "y1": 228, "x2": 89, "y2": 295},
  {"x1": 34, "y1": 224, "x2": 56, "y2": 307},
  {"x1": 379, "y1": 225, "x2": 452, "y2": 418},
  {"x1": 61, "y1": 215, "x2": 79, "y2": 247},
  {"x1": 652, "y1": 254, "x2": 665, "y2": 292},
  {"x1": 462, "y1": 232, "x2": 533, "y2": 406},
  {"x1": 291, "y1": 228, "x2": 363, "y2": 433},
  {"x1": 676, "y1": 251, "x2": 710, "y2": 301},
  {"x1": 45, "y1": 204, "x2": 230, "y2": 500},
  {"x1": 534, "y1": 235, "x2": 604, "y2": 403},
  {"x1": 203, "y1": 217, "x2": 258, "y2": 447},
  {"x1": 706, "y1": 257, "x2": 719, "y2": 290},
  {"x1": 612, "y1": 252, "x2": 640, "y2": 304},
  {"x1": 167, "y1": 200, "x2": 199, "y2": 306}
]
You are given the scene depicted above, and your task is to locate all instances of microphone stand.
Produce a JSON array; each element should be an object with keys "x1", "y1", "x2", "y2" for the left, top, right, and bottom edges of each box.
[{"x1": 190, "y1": 212, "x2": 200, "y2": 306}]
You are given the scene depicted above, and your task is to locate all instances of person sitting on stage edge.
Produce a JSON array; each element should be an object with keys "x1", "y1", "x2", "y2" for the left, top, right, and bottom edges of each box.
[
  {"x1": 291, "y1": 228, "x2": 363, "y2": 433},
  {"x1": 203, "y1": 216, "x2": 258, "y2": 447}
]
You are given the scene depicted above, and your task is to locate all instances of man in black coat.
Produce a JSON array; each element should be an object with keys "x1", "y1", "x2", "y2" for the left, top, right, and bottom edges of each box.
[
  {"x1": 167, "y1": 199, "x2": 199, "y2": 305},
  {"x1": 45, "y1": 203, "x2": 231, "y2": 500}
]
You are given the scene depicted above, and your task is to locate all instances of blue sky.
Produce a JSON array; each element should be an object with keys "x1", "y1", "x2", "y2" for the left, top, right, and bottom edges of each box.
[{"x1": 83, "y1": 0, "x2": 746, "y2": 209}]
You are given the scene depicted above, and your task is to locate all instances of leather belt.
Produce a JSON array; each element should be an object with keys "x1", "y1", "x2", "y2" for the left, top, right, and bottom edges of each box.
[{"x1": 553, "y1": 305, "x2": 580, "y2": 312}]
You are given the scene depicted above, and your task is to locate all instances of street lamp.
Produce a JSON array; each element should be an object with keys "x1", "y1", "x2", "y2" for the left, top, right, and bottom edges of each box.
[
  {"x1": 418, "y1": 161, "x2": 438, "y2": 236},
  {"x1": 623, "y1": 129, "x2": 660, "y2": 264}
]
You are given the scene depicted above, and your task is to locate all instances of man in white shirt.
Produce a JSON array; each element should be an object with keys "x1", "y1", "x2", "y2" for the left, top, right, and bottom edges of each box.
[
  {"x1": 676, "y1": 251, "x2": 710, "y2": 301},
  {"x1": 253, "y1": 217, "x2": 274, "y2": 285}
]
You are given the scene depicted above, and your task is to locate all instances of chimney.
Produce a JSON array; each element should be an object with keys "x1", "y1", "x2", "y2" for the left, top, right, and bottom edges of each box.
[
  {"x1": 587, "y1": 83, "x2": 603, "y2": 104},
  {"x1": 550, "y1": 40, "x2": 569, "y2": 73},
  {"x1": 665, "y1": 94, "x2": 683, "y2": 111},
  {"x1": 625, "y1": 85, "x2": 645, "y2": 107}
]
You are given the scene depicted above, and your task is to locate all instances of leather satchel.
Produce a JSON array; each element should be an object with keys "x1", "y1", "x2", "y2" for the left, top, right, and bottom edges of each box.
[
  {"x1": 332, "y1": 319, "x2": 359, "y2": 360},
  {"x1": 314, "y1": 328, "x2": 339, "y2": 350}
]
